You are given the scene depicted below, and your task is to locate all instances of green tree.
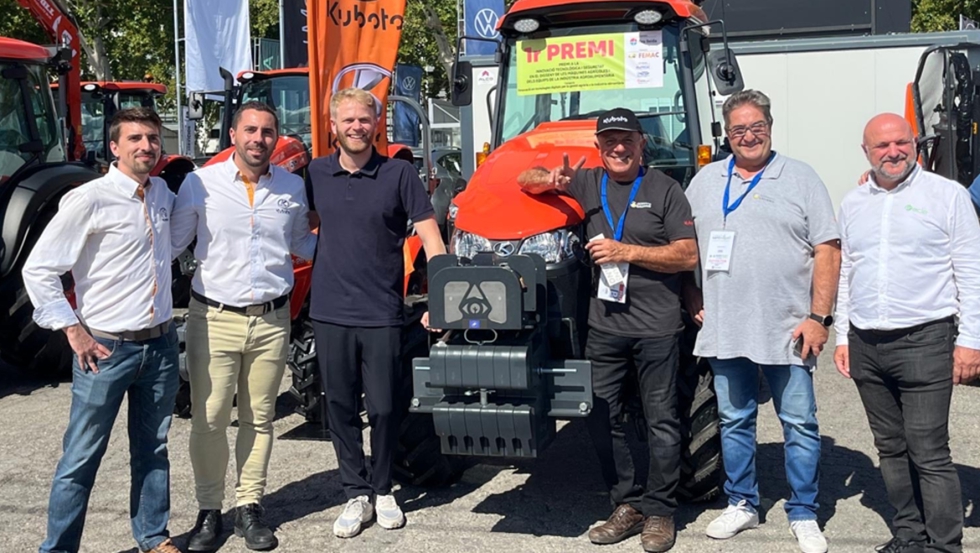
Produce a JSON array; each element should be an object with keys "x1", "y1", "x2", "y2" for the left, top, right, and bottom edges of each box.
[{"x1": 912, "y1": 0, "x2": 980, "y2": 32}]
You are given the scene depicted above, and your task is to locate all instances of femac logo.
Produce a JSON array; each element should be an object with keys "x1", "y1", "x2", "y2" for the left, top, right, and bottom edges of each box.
[
  {"x1": 492, "y1": 242, "x2": 515, "y2": 256},
  {"x1": 458, "y1": 283, "x2": 493, "y2": 318},
  {"x1": 474, "y1": 9, "x2": 500, "y2": 39}
]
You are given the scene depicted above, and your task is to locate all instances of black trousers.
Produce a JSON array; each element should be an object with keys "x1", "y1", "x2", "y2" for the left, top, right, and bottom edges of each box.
[
  {"x1": 312, "y1": 321, "x2": 402, "y2": 499},
  {"x1": 849, "y1": 318, "x2": 962, "y2": 553},
  {"x1": 585, "y1": 327, "x2": 681, "y2": 517}
]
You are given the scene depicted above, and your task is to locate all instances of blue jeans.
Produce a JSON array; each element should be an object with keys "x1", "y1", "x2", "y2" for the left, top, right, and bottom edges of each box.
[
  {"x1": 710, "y1": 357, "x2": 820, "y2": 521},
  {"x1": 40, "y1": 324, "x2": 179, "y2": 553}
]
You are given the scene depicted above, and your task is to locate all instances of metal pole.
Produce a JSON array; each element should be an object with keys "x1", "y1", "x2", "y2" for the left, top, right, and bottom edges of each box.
[
  {"x1": 173, "y1": 0, "x2": 183, "y2": 155},
  {"x1": 279, "y1": 0, "x2": 286, "y2": 69}
]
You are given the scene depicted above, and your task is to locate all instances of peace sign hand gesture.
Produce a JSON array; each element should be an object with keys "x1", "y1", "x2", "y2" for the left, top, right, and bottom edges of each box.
[{"x1": 550, "y1": 154, "x2": 586, "y2": 192}]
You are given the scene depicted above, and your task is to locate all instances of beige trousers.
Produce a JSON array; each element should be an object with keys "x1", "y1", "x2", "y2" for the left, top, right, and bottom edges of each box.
[{"x1": 186, "y1": 297, "x2": 289, "y2": 509}]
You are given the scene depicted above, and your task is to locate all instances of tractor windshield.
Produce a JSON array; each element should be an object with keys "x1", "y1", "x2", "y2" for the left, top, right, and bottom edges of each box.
[
  {"x1": 497, "y1": 22, "x2": 703, "y2": 178},
  {"x1": 0, "y1": 62, "x2": 63, "y2": 183},
  {"x1": 241, "y1": 75, "x2": 312, "y2": 151},
  {"x1": 82, "y1": 90, "x2": 159, "y2": 160}
]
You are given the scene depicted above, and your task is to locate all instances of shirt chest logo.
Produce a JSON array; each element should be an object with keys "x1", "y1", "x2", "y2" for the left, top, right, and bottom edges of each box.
[
  {"x1": 905, "y1": 203, "x2": 928, "y2": 215},
  {"x1": 276, "y1": 198, "x2": 291, "y2": 214},
  {"x1": 752, "y1": 193, "x2": 775, "y2": 204},
  {"x1": 158, "y1": 206, "x2": 170, "y2": 222},
  {"x1": 629, "y1": 201, "x2": 652, "y2": 209}
]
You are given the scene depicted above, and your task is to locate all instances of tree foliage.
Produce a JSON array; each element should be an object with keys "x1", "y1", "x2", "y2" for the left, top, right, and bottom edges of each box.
[{"x1": 912, "y1": 0, "x2": 980, "y2": 32}]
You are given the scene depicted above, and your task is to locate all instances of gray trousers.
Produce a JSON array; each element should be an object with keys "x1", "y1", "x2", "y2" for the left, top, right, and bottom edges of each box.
[{"x1": 849, "y1": 317, "x2": 963, "y2": 553}]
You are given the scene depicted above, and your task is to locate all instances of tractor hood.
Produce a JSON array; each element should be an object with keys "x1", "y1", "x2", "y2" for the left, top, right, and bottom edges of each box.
[{"x1": 453, "y1": 120, "x2": 601, "y2": 240}]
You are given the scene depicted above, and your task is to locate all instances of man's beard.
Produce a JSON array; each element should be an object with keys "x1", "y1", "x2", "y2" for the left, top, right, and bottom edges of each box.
[
  {"x1": 874, "y1": 156, "x2": 915, "y2": 182},
  {"x1": 236, "y1": 143, "x2": 270, "y2": 167},
  {"x1": 338, "y1": 132, "x2": 372, "y2": 155}
]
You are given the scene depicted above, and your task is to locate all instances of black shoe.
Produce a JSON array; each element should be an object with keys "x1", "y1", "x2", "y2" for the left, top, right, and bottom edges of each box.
[
  {"x1": 187, "y1": 509, "x2": 222, "y2": 552},
  {"x1": 234, "y1": 503, "x2": 278, "y2": 551},
  {"x1": 875, "y1": 537, "x2": 926, "y2": 553}
]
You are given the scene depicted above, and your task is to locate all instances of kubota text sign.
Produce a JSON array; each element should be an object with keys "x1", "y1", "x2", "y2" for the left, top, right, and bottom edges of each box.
[
  {"x1": 307, "y1": 0, "x2": 407, "y2": 158},
  {"x1": 517, "y1": 31, "x2": 663, "y2": 96}
]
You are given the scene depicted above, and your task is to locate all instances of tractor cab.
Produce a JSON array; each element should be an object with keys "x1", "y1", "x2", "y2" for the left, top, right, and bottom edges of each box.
[
  {"x1": 0, "y1": 38, "x2": 65, "y2": 185},
  {"x1": 78, "y1": 81, "x2": 166, "y2": 161}
]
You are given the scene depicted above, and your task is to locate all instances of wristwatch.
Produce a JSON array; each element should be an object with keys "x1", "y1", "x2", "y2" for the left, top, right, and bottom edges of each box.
[{"x1": 809, "y1": 313, "x2": 834, "y2": 327}]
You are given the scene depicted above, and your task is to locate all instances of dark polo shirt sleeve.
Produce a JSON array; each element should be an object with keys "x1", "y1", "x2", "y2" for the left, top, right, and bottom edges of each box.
[
  {"x1": 307, "y1": 150, "x2": 433, "y2": 327},
  {"x1": 662, "y1": 180, "x2": 696, "y2": 241}
]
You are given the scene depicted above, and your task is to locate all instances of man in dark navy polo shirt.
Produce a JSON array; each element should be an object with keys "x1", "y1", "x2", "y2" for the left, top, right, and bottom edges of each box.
[
  {"x1": 518, "y1": 108, "x2": 698, "y2": 553},
  {"x1": 305, "y1": 88, "x2": 445, "y2": 539}
]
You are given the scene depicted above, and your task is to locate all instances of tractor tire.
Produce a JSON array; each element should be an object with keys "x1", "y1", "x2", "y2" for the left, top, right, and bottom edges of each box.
[
  {"x1": 288, "y1": 319, "x2": 323, "y2": 424},
  {"x1": 0, "y1": 209, "x2": 73, "y2": 377},
  {"x1": 676, "y1": 324, "x2": 723, "y2": 503}
]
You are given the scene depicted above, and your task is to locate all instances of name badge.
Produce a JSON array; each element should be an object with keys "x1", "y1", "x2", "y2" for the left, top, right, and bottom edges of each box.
[
  {"x1": 598, "y1": 262, "x2": 629, "y2": 303},
  {"x1": 706, "y1": 230, "x2": 736, "y2": 272}
]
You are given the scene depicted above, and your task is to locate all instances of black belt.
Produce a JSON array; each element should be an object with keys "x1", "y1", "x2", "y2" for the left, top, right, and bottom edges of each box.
[
  {"x1": 851, "y1": 316, "x2": 955, "y2": 337},
  {"x1": 90, "y1": 320, "x2": 171, "y2": 342},
  {"x1": 191, "y1": 290, "x2": 288, "y2": 316}
]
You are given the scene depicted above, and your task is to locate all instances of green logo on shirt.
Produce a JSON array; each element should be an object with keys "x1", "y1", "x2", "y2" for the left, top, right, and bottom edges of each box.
[{"x1": 905, "y1": 204, "x2": 928, "y2": 215}]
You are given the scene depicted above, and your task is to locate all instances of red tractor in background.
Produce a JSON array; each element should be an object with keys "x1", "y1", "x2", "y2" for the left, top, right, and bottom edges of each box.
[{"x1": 0, "y1": 36, "x2": 100, "y2": 373}]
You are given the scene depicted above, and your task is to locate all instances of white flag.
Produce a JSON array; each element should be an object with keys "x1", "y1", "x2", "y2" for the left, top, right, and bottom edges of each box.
[{"x1": 184, "y1": 0, "x2": 253, "y2": 93}]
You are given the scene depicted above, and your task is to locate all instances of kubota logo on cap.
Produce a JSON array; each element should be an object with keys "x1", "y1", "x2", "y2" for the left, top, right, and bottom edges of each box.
[{"x1": 603, "y1": 115, "x2": 628, "y2": 124}]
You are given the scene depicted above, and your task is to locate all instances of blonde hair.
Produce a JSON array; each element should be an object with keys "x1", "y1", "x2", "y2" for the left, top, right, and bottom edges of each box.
[{"x1": 330, "y1": 88, "x2": 378, "y2": 119}]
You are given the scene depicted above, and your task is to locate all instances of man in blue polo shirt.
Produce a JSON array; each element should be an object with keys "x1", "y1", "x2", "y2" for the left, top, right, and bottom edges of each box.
[{"x1": 305, "y1": 87, "x2": 445, "y2": 539}]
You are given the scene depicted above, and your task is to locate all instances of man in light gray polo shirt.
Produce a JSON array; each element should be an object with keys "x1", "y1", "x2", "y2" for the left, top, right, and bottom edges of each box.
[{"x1": 684, "y1": 90, "x2": 841, "y2": 553}]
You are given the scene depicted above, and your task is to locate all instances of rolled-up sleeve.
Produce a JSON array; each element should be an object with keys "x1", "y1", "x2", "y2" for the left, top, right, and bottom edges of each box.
[
  {"x1": 833, "y1": 205, "x2": 851, "y2": 346},
  {"x1": 22, "y1": 190, "x2": 94, "y2": 330}
]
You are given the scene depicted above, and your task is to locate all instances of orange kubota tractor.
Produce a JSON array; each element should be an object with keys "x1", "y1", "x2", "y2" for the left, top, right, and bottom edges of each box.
[
  {"x1": 0, "y1": 2, "x2": 102, "y2": 373},
  {"x1": 406, "y1": 0, "x2": 747, "y2": 501}
]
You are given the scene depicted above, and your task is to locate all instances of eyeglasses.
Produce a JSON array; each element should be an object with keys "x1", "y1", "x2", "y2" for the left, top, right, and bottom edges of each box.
[{"x1": 727, "y1": 121, "x2": 769, "y2": 140}]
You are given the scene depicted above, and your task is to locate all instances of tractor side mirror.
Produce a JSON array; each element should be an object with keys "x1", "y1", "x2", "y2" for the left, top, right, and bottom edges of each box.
[
  {"x1": 706, "y1": 48, "x2": 744, "y2": 96},
  {"x1": 187, "y1": 92, "x2": 204, "y2": 121},
  {"x1": 451, "y1": 61, "x2": 473, "y2": 107}
]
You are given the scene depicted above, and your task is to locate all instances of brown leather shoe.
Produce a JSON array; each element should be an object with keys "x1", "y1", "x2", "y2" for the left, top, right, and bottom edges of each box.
[
  {"x1": 143, "y1": 538, "x2": 182, "y2": 553},
  {"x1": 641, "y1": 515, "x2": 676, "y2": 552},
  {"x1": 588, "y1": 504, "x2": 645, "y2": 545}
]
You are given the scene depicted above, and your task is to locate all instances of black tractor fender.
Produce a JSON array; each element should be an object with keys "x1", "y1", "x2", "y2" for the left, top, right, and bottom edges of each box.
[
  {"x1": 154, "y1": 155, "x2": 197, "y2": 193},
  {"x1": 0, "y1": 162, "x2": 99, "y2": 278}
]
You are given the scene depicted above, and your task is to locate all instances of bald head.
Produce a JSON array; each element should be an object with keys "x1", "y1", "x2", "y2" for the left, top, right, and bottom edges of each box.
[{"x1": 862, "y1": 112, "x2": 917, "y2": 187}]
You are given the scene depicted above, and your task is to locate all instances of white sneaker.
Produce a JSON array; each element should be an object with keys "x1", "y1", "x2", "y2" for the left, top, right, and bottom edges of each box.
[
  {"x1": 375, "y1": 494, "x2": 406, "y2": 529},
  {"x1": 790, "y1": 519, "x2": 828, "y2": 553},
  {"x1": 706, "y1": 500, "x2": 760, "y2": 539},
  {"x1": 333, "y1": 495, "x2": 373, "y2": 538}
]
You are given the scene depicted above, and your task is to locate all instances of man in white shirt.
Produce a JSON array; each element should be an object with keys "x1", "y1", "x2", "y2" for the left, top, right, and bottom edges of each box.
[
  {"x1": 171, "y1": 101, "x2": 316, "y2": 552},
  {"x1": 23, "y1": 108, "x2": 181, "y2": 553},
  {"x1": 834, "y1": 113, "x2": 980, "y2": 553}
]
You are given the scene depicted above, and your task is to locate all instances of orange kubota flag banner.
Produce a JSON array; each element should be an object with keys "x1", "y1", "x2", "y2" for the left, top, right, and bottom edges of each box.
[{"x1": 307, "y1": 0, "x2": 407, "y2": 158}]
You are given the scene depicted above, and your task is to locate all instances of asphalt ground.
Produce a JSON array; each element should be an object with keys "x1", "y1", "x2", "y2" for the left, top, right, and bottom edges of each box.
[{"x1": 2, "y1": 331, "x2": 980, "y2": 553}]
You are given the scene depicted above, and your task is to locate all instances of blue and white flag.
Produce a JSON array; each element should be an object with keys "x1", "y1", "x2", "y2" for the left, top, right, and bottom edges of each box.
[
  {"x1": 463, "y1": 0, "x2": 504, "y2": 55},
  {"x1": 393, "y1": 64, "x2": 423, "y2": 146}
]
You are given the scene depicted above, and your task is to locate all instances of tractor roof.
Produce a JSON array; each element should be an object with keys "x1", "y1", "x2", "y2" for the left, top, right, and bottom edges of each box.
[
  {"x1": 500, "y1": 0, "x2": 704, "y2": 32},
  {"x1": 0, "y1": 37, "x2": 51, "y2": 63}
]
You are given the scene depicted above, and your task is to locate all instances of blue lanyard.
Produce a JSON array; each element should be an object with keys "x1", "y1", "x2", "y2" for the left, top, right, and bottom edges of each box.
[
  {"x1": 723, "y1": 152, "x2": 775, "y2": 221},
  {"x1": 601, "y1": 169, "x2": 644, "y2": 242}
]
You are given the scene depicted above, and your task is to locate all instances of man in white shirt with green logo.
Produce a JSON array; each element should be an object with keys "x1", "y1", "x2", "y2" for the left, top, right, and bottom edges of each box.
[{"x1": 834, "y1": 113, "x2": 980, "y2": 553}]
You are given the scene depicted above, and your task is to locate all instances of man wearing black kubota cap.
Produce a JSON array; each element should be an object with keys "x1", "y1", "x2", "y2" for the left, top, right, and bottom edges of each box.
[{"x1": 519, "y1": 107, "x2": 698, "y2": 552}]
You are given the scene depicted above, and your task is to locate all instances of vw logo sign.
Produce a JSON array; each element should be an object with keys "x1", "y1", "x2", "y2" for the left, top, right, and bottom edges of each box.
[
  {"x1": 474, "y1": 8, "x2": 500, "y2": 39},
  {"x1": 493, "y1": 241, "x2": 515, "y2": 256},
  {"x1": 401, "y1": 76, "x2": 416, "y2": 91}
]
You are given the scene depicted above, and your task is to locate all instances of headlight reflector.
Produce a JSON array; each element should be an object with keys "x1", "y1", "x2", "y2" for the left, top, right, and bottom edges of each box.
[
  {"x1": 450, "y1": 230, "x2": 492, "y2": 259},
  {"x1": 518, "y1": 229, "x2": 580, "y2": 264}
]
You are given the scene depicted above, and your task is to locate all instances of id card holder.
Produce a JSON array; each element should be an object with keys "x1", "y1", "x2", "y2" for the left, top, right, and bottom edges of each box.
[
  {"x1": 598, "y1": 263, "x2": 629, "y2": 303},
  {"x1": 706, "y1": 230, "x2": 735, "y2": 272}
]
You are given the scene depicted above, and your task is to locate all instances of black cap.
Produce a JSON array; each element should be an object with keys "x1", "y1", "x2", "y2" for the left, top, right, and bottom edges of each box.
[{"x1": 595, "y1": 108, "x2": 642, "y2": 135}]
